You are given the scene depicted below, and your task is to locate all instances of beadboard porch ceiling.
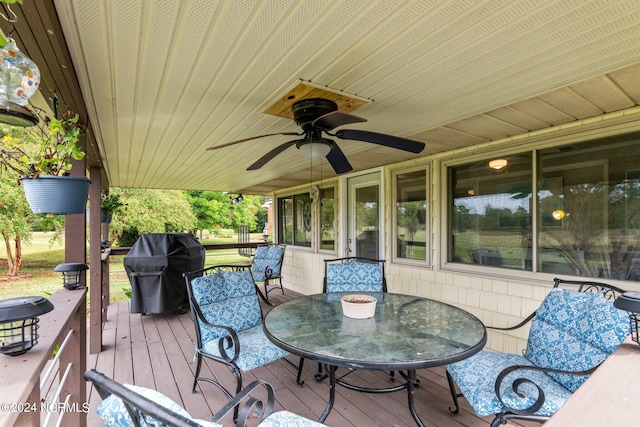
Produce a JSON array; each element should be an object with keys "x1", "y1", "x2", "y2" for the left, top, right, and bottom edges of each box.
[{"x1": 8, "y1": 1, "x2": 640, "y2": 193}]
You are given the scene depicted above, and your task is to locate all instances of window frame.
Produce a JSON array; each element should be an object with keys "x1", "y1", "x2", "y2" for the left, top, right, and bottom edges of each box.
[
  {"x1": 391, "y1": 164, "x2": 431, "y2": 267},
  {"x1": 440, "y1": 134, "x2": 640, "y2": 285},
  {"x1": 275, "y1": 184, "x2": 338, "y2": 253},
  {"x1": 317, "y1": 184, "x2": 337, "y2": 254},
  {"x1": 440, "y1": 152, "x2": 534, "y2": 278}
]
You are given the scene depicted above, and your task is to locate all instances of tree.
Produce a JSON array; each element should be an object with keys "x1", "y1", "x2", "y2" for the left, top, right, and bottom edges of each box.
[
  {"x1": 185, "y1": 191, "x2": 267, "y2": 235},
  {"x1": 397, "y1": 201, "x2": 426, "y2": 256},
  {"x1": 0, "y1": 169, "x2": 31, "y2": 276},
  {"x1": 185, "y1": 191, "x2": 232, "y2": 236},
  {"x1": 107, "y1": 188, "x2": 197, "y2": 246},
  {"x1": 230, "y1": 195, "x2": 263, "y2": 232}
]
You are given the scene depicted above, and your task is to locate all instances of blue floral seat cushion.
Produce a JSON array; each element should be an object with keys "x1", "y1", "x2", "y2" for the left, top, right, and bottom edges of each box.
[
  {"x1": 252, "y1": 246, "x2": 284, "y2": 282},
  {"x1": 446, "y1": 350, "x2": 573, "y2": 417},
  {"x1": 325, "y1": 261, "x2": 384, "y2": 293},
  {"x1": 259, "y1": 410, "x2": 327, "y2": 426},
  {"x1": 201, "y1": 324, "x2": 288, "y2": 371},
  {"x1": 96, "y1": 383, "x2": 222, "y2": 427},
  {"x1": 96, "y1": 383, "x2": 322, "y2": 427}
]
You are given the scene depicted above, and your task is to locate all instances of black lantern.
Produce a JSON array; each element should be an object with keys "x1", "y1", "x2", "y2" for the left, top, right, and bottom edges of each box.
[
  {"x1": 0, "y1": 296, "x2": 54, "y2": 356},
  {"x1": 613, "y1": 292, "x2": 640, "y2": 346},
  {"x1": 54, "y1": 263, "x2": 89, "y2": 290}
]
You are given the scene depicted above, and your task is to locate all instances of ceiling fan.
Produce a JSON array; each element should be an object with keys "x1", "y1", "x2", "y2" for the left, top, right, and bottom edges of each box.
[{"x1": 206, "y1": 98, "x2": 425, "y2": 174}]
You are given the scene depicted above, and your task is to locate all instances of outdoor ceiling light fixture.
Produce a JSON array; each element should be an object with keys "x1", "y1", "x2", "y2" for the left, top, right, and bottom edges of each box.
[
  {"x1": 489, "y1": 159, "x2": 508, "y2": 170},
  {"x1": 229, "y1": 194, "x2": 243, "y2": 204},
  {"x1": 552, "y1": 209, "x2": 566, "y2": 220},
  {"x1": 0, "y1": 296, "x2": 54, "y2": 356}
]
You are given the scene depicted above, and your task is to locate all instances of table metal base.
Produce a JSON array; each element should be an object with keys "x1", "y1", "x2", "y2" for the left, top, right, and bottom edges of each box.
[{"x1": 317, "y1": 365, "x2": 426, "y2": 427}]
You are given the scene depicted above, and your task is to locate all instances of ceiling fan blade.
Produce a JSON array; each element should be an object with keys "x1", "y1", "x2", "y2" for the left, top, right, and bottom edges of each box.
[
  {"x1": 325, "y1": 143, "x2": 353, "y2": 174},
  {"x1": 335, "y1": 129, "x2": 425, "y2": 153},
  {"x1": 206, "y1": 132, "x2": 301, "y2": 150},
  {"x1": 312, "y1": 111, "x2": 367, "y2": 131},
  {"x1": 247, "y1": 141, "x2": 298, "y2": 170}
]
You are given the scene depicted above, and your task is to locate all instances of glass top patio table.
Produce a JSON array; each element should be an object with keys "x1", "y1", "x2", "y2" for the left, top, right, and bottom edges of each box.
[{"x1": 263, "y1": 292, "x2": 487, "y2": 426}]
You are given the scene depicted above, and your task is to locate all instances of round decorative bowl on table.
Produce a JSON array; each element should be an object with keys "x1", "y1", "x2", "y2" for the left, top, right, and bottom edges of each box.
[{"x1": 340, "y1": 294, "x2": 377, "y2": 319}]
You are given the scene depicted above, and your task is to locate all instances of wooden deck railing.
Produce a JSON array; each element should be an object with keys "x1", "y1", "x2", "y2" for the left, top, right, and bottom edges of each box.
[{"x1": 0, "y1": 289, "x2": 87, "y2": 427}]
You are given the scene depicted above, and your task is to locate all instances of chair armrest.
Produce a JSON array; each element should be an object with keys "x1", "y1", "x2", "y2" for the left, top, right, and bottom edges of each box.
[
  {"x1": 210, "y1": 380, "x2": 275, "y2": 427},
  {"x1": 264, "y1": 265, "x2": 275, "y2": 279},
  {"x1": 494, "y1": 364, "x2": 596, "y2": 415},
  {"x1": 84, "y1": 369, "x2": 204, "y2": 427},
  {"x1": 192, "y1": 303, "x2": 241, "y2": 363},
  {"x1": 487, "y1": 312, "x2": 536, "y2": 332}
]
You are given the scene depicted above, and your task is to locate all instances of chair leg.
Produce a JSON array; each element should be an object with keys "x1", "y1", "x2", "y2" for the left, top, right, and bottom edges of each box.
[
  {"x1": 315, "y1": 362, "x2": 329, "y2": 383},
  {"x1": 296, "y1": 357, "x2": 305, "y2": 387},
  {"x1": 446, "y1": 370, "x2": 461, "y2": 415},
  {"x1": 232, "y1": 368, "x2": 243, "y2": 421},
  {"x1": 192, "y1": 353, "x2": 202, "y2": 393}
]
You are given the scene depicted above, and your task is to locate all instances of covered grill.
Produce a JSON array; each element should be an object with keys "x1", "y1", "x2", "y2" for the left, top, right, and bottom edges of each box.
[{"x1": 124, "y1": 233, "x2": 205, "y2": 314}]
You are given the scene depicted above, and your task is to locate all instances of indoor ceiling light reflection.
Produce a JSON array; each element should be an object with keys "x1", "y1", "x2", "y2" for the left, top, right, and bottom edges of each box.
[{"x1": 489, "y1": 159, "x2": 508, "y2": 170}]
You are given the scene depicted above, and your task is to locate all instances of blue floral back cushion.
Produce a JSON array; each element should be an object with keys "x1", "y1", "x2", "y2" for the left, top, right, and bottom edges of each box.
[
  {"x1": 252, "y1": 246, "x2": 284, "y2": 280},
  {"x1": 191, "y1": 270, "x2": 262, "y2": 342},
  {"x1": 97, "y1": 384, "x2": 221, "y2": 427},
  {"x1": 325, "y1": 261, "x2": 383, "y2": 293},
  {"x1": 525, "y1": 288, "x2": 630, "y2": 392}
]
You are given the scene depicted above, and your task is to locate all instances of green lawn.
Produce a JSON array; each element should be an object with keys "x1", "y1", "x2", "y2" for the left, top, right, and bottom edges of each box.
[{"x1": 0, "y1": 232, "x2": 259, "y2": 302}]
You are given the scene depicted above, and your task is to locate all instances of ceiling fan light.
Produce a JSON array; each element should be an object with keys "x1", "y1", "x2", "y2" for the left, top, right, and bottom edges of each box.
[
  {"x1": 489, "y1": 159, "x2": 508, "y2": 170},
  {"x1": 298, "y1": 141, "x2": 332, "y2": 160}
]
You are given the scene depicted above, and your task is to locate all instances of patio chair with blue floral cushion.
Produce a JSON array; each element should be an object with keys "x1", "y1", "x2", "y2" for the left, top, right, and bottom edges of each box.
[
  {"x1": 445, "y1": 278, "x2": 630, "y2": 427},
  {"x1": 85, "y1": 369, "x2": 327, "y2": 426},
  {"x1": 251, "y1": 244, "x2": 286, "y2": 303},
  {"x1": 297, "y1": 257, "x2": 387, "y2": 385},
  {"x1": 182, "y1": 265, "x2": 290, "y2": 418},
  {"x1": 322, "y1": 256, "x2": 387, "y2": 293}
]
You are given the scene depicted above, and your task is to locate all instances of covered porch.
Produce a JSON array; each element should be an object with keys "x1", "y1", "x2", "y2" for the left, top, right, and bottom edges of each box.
[
  {"x1": 2, "y1": 282, "x2": 636, "y2": 427},
  {"x1": 86, "y1": 290, "x2": 533, "y2": 427}
]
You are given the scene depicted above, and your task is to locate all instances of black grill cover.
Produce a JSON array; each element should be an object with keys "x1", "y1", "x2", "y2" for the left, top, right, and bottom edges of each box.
[{"x1": 124, "y1": 233, "x2": 205, "y2": 314}]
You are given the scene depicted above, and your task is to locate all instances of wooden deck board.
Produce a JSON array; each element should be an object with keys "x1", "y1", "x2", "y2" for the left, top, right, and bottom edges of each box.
[{"x1": 86, "y1": 290, "x2": 533, "y2": 427}]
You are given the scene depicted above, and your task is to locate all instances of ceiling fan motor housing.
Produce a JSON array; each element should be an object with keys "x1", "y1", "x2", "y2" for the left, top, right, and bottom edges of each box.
[{"x1": 291, "y1": 98, "x2": 338, "y2": 130}]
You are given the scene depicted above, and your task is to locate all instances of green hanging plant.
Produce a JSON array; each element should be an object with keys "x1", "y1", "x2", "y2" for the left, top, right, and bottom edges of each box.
[
  {"x1": 100, "y1": 191, "x2": 124, "y2": 214},
  {"x1": 0, "y1": 111, "x2": 86, "y2": 178}
]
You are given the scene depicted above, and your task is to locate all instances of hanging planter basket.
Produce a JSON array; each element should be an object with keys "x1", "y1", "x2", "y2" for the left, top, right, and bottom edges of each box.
[
  {"x1": 21, "y1": 176, "x2": 90, "y2": 215},
  {"x1": 101, "y1": 210, "x2": 113, "y2": 223}
]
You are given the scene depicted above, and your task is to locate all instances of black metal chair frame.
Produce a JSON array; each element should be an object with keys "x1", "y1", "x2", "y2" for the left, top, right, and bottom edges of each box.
[
  {"x1": 84, "y1": 369, "x2": 278, "y2": 427},
  {"x1": 183, "y1": 266, "x2": 262, "y2": 405},
  {"x1": 252, "y1": 244, "x2": 286, "y2": 302},
  {"x1": 182, "y1": 264, "x2": 297, "y2": 419},
  {"x1": 446, "y1": 277, "x2": 628, "y2": 427}
]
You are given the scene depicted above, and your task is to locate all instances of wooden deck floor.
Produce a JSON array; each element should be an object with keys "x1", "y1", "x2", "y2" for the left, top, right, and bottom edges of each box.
[{"x1": 86, "y1": 290, "x2": 535, "y2": 427}]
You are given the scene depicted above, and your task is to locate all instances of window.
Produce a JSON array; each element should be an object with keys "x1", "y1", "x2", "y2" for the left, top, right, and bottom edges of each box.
[
  {"x1": 448, "y1": 132, "x2": 640, "y2": 282},
  {"x1": 393, "y1": 167, "x2": 429, "y2": 264},
  {"x1": 319, "y1": 187, "x2": 335, "y2": 251},
  {"x1": 537, "y1": 138, "x2": 640, "y2": 279},
  {"x1": 449, "y1": 153, "x2": 533, "y2": 269},
  {"x1": 277, "y1": 192, "x2": 311, "y2": 247}
]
